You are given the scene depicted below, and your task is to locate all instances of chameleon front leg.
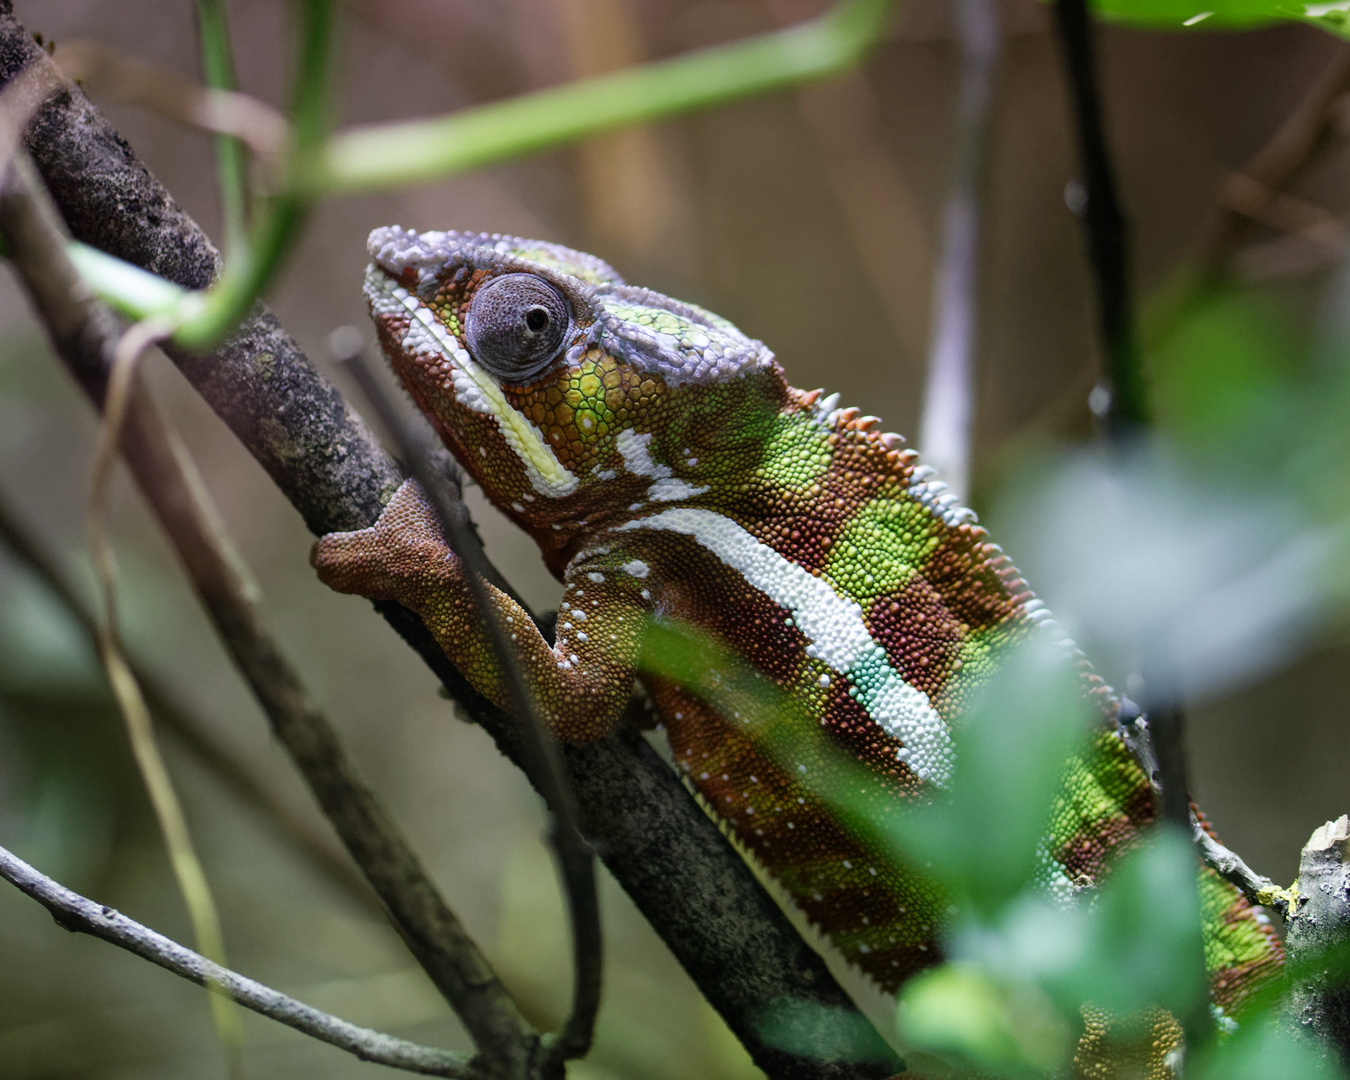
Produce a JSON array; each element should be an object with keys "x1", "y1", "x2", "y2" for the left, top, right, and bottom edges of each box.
[{"x1": 312, "y1": 481, "x2": 650, "y2": 742}]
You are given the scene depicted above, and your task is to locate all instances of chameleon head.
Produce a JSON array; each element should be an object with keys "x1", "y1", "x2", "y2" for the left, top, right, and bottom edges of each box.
[{"x1": 364, "y1": 227, "x2": 786, "y2": 546}]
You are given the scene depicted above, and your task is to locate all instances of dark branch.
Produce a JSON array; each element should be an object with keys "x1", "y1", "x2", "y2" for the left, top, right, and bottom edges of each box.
[
  {"x1": 1051, "y1": 0, "x2": 1146, "y2": 434},
  {"x1": 0, "y1": 6, "x2": 896, "y2": 1076},
  {"x1": 0, "y1": 843, "x2": 480, "y2": 1079},
  {"x1": 0, "y1": 150, "x2": 539, "y2": 1073},
  {"x1": 335, "y1": 341, "x2": 601, "y2": 1068}
]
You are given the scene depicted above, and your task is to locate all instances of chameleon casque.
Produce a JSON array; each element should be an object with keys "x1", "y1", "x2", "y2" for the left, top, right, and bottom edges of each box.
[{"x1": 313, "y1": 227, "x2": 1284, "y2": 1068}]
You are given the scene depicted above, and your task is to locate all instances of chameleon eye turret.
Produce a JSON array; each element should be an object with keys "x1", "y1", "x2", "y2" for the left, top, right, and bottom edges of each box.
[{"x1": 465, "y1": 272, "x2": 573, "y2": 381}]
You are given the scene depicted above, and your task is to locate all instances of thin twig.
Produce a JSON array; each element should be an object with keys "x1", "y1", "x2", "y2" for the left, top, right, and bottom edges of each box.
[
  {"x1": 1192, "y1": 822, "x2": 1291, "y2": 918},
  {"x1": 1197, "y1": 45, "x2": 1350, "y2": 280},
  {"x1": 0, "y1": 844, "x2": 479, "y2": 1079},
  {"x1": 0, "y1": 150, "x2": 540, "y2": 1076},
  {"x1": 917, "y1": 0, "x2": 1000, "y2": 502},
  {"x1": 334, "y1": 339, "x2": 601, "y2": 1069},
  {"x1": 83, "y1": 309, "x2": 246, "y2": 1072},
  {"x1": 1116, "y1": 704, "x2": 1289, "y2": 915},
  {"x1": 1051, "y1": 0, "x2": 1146, "y2": 434},
  {"x1": 0, "y1": 488, "x2": 379, "y2": 912}
]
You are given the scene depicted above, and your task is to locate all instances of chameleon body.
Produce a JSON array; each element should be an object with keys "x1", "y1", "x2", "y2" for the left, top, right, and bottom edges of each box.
[{"x1": 313, "y1": 228, "x2": 1283, "y2": 1039}]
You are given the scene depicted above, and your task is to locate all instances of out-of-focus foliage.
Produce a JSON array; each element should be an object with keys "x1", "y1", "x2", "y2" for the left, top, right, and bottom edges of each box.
[
  {"x1": 1084, "y1": 0, "x2": 1350, "y2": 40},
  {"x1": 643, "y1": 267, "x2": 1350, "y2": 1076},
  {"x1": 996, "y1": 285, "x2": 1350, "y2": 707},
  {"x1": 886, "y1": 279, "x2": 1350, "y2": 1076}
]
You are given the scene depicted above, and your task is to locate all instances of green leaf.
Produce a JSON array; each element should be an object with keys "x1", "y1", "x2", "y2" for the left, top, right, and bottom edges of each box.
[
  {"x1": 1088, "y1": 0, "x2": 1309, "y2": 29},
  {"x1": 751, "y1": 998, "x2": 902, "y2": 1066},
  {"x1": 1049, "y1": 828, "x2": 1209, "y2": 1020},
  {"x1": 896, "y1": 963, "x2": 1072, "y2": 1076},
  {"x1": 1192, "y1": 1015, "x2": 1349, "y2": 1080},
  {"x1": 886, "y1": 634, "x2": 1093, "y2": 915}
]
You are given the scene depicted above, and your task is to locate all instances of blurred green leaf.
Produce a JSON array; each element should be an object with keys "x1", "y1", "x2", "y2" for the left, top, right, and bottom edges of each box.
[
  {"x1": 1046, "y1": 829, "x2": 1208, "y2": 1020},
  {"x1": 1192, "y1": 1014, "x2": 1349, "y2": 1080},
  {"x1": 750, "y1": 998, "x2": 900, "y2": 1066},
  {"x1": 1149, "y1": 292, "x2": 1299, "y2": 455},
  {"x1": 896, "y1": 962, "x2": 1072, "y2": 1076},
  {"x1": 885, "y1": 635, "x2": 1092, "y2": 915}
]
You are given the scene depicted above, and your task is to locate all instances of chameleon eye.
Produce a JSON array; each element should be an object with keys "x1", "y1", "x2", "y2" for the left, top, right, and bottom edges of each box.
[{"x1": 465, "y1": 273, "x2": 572, "y2": 381}]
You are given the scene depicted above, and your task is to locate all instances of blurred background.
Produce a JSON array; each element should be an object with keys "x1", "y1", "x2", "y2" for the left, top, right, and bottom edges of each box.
[{"x1": 1, "y1": 0, "x2": 1348, "y2": 1076}]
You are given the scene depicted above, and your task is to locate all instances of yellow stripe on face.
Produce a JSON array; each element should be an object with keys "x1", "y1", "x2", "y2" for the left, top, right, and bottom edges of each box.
[
  {"x1": 388, "y1": 281, "x2": 579, "y2": 498},
  {"x1": 455, "y1": 348, "x2": 579, "y2": 498}
]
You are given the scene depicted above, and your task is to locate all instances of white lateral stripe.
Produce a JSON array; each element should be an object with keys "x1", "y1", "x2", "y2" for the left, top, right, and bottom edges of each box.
[{"x1": 617, "y1": 507, "x2": 954, "y2": 785}]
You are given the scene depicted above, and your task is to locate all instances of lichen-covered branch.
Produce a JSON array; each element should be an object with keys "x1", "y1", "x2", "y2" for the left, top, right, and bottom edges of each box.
[
  {"x1": 1283, "y1": 816, "x2": 1350, "y2": 1067},
  {"x1": 0, "y1": 843, "x2": 480, "y2": 1079}
]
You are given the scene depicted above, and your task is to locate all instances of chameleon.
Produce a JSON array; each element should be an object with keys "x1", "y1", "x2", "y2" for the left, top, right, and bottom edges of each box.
[{"x1": 312, "y1": 227, "x2": 1284, "y2": 1068}]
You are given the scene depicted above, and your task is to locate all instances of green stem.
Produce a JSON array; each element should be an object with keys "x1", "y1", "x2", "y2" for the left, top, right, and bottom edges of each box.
[
  {"x1": 169, "y1": 0, "x2": 338, "y2": 352},
  {"x1": 195, "y1": 0, "x2": 249, "y2": 259},
  {"x1": 303, "y1": 0, "x2": 900, "y2": 194},
  {"x1": 65, "y1": 0, "x2": 898, "y2": 349}
]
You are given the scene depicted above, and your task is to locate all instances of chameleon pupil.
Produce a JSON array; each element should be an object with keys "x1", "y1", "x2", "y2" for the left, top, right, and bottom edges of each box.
[{"x1": 464, "y1": 272, "x2": 571, "y2": 381}]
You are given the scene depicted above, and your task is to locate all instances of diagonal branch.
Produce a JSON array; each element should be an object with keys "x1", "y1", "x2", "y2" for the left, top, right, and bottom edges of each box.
[
  {"x1": 0, "y1": 843, "x2": 479, "y2": 1080},
  {"x1": 0, "y1": 487, "x2": 379, "y2": 912},
  {"x1": 0, "y1": 150, "x2": 539, "y2": 1074},
  {"x1": 335, "y1": 343, "x2": 600, "y2": 1069}
]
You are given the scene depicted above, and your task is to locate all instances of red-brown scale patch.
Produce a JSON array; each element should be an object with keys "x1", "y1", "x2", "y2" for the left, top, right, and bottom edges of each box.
[
  {"x1": 915, "y1": 526, "x2": 1026, "y2": 636},
  {"x1": 643, "y1": 531, "x2": 810, "y2": 686},
  {"x1": 650, "y1": 681, "x2": 943, "y2": 993},
  {"x1": 864, "y1": 576, "x2": 968, "y2": 704},
  {"x1": 753, "y1": 509, "x2": 842, "y2": 576}
]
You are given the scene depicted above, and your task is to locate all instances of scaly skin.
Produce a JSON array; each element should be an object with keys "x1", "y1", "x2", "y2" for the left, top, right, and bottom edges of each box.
[{"x1": 313, "y1": 228, "x2": 1282, "y2": 1031}]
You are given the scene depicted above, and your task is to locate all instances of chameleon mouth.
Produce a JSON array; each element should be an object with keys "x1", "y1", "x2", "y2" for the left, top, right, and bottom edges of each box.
[{"x1": 363, "y1": 263, "x2": 580, "y2": 499}]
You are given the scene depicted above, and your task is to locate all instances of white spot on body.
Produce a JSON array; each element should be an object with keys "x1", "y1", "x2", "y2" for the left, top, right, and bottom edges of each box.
[{"x1": 616, "y1": 429, "x2": 708, "y2": 503}]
